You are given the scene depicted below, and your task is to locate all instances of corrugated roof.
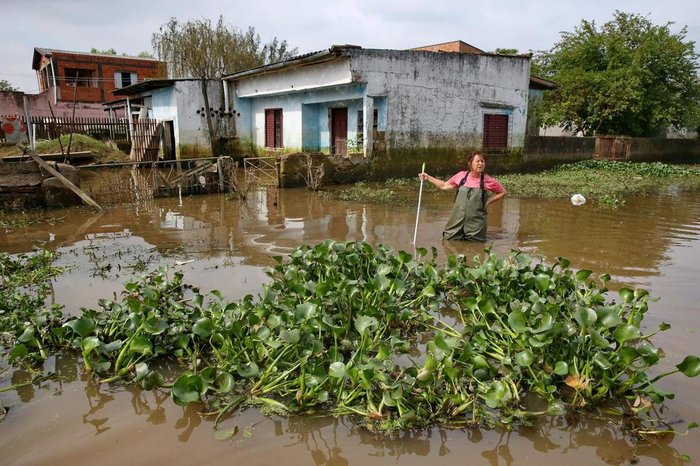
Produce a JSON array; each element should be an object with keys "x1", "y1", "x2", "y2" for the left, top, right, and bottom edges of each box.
[
  {"x1": 32, "y1": 47, "x2": 160, "y2": 70},
  {"x1": 34, "y1": 47, "x2": 159, "y2": 60},
  {"x1": 112, "y1": 78, "x2": 213, "y2": 96},
  {"x1": 223, "y1": 45, "x2": 360, "y2": 80},
  {"x1": 529, "y1": 75, "x2": 557, "y2": 90}
]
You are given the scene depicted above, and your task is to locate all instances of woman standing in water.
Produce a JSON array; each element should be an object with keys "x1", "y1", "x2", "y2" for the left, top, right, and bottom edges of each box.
[{"x1": 418, "y1": 152, "x2": 506, "y2": 242}]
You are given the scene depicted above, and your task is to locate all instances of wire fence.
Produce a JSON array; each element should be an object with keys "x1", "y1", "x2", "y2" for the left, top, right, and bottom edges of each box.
[
  {"x1": 77, "y1": 157, "x2": 236, "y2": 206},
  {"x1": 0, "y1": 115, "x2": 141, "y2": 143}
]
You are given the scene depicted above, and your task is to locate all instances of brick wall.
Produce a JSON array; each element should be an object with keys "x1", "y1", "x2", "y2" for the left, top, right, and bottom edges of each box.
[{"x1": 48, "y1": 51, "x2": 163, "y2": 103}]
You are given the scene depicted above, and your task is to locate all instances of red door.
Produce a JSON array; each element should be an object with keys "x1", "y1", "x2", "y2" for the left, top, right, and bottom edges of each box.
[{"x1": 331, "y1": 108, "x2": 348, "y2": 155}]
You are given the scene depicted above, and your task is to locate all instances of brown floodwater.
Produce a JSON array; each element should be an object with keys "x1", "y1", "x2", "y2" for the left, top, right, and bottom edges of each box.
[{"x1": 1, "y1": 186, "x2": 700, "y2": 465}]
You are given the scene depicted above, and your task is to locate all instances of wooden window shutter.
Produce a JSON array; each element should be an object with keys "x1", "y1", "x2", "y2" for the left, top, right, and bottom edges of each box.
[
  {"x1": 265, "y1": 109, "x2": 283, "y2": 148},
  {"x1": 277, "y1": 110, "x2": 283, "y2": 147},
  {"x1": 265, "y1": 109, "x2": 275, "y2": 148},
  {"x1": 483, "y1": 114, "x2": 509, "y2": 149}
]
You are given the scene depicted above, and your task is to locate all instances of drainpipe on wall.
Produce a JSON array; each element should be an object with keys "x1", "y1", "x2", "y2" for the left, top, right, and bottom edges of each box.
[
  {"x1": 223, "y1": 80, "x2": 229, "y2": 114},
  {"x1": 49, "y1": 58, "x2": 58, "y2": 105},
  {"x1": 126, "y1": 97, "x2": 133, "y2": 141}
]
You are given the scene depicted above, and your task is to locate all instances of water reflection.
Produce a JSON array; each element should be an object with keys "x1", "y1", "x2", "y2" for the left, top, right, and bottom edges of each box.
[
  {"x1": 2, "y1": 187, "x2": 700, "y2": 465},
  {"x1": 0, "y1": 351, "x2": 693, "y2": 465}
]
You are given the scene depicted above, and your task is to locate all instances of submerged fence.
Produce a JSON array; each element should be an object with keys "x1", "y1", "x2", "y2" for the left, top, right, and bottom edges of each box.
[{"x1": 77, "y1": 157, "x2": 236, "y2": 206}]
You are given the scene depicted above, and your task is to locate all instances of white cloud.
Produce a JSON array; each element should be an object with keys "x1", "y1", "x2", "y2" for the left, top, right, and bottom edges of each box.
[{"x1": 1, "y1": 0, "x2": 697, "y2": 92}]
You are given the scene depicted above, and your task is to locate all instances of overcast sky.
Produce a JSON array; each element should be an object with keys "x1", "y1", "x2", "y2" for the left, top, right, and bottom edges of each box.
[{"x1": 1, "y1": 0, "x2": 698, "y2": 93}]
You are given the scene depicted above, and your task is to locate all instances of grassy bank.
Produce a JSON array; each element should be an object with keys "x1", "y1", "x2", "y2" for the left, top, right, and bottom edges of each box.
[
  {"x1": 320, "y1": 161, "x2": 700, "y2": 205},
  {"x1": 499, "y1": 160, "x2": 700, "y2": 200},
  {"x1": 0, "y1": 134, "x2": 129, "y2": 163}
]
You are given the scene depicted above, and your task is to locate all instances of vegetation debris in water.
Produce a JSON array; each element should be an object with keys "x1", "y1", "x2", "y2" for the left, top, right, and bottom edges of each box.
[{"x1": 1, "y1": 242, "x2": 699, "y2": 434}]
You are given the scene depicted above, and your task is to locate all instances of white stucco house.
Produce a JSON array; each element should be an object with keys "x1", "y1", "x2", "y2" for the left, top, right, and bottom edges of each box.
[
  {"x1": 109, "y1": 78, "x2": 232, "y2": 159},
  {"x1": 222, "y1": 42, "x2": 532, "y2": 158}
]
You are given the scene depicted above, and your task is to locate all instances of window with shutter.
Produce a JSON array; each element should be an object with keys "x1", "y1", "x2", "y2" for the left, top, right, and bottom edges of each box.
[
  {"x1": 482, "y1": 114, "x2": 509, "y2": 150},
  {"x1": 265, "y1": 109, "x2": 283, "y2": 148}
]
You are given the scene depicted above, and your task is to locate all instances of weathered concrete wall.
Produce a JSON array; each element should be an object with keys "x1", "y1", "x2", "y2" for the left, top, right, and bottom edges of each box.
[
  {"x1": 348, "y1": 49, "x2": 531, "y2": 151},
  {"x1": 232, "y1": 60, "x2": 359, "y2": 153},
  {"x1": 630, "y1": 138, "x2": 700, "y2": 162},
  {"x1": 230, "y1": 49, "x2": 531, "y2": 156},
  {"x1": 147, "y1": 81, "x2": 230, "y2": 158},
  {"x1": 176, "y1": 81, "x2": 223, "y2": 156},
  {"x1": 366, "y1": 136, "x2": 700, "y2": 181},
  {"x1": 1, "y1": 90, "x2": 105, "y2": 118}
]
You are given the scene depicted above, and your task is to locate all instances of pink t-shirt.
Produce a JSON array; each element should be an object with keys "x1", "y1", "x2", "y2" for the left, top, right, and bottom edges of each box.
[{"x1": 446, "y1": 171, "x2": 505, "y2": 194}]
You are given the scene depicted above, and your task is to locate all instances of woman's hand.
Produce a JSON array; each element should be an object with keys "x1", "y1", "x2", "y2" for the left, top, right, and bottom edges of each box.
[{"x1": 418, "y1": 172, "x2": 429, "y2": 181}]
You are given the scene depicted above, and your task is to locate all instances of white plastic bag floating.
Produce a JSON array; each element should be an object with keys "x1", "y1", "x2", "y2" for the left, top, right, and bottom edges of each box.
[{"x1": 570, "y1": 194, "x2": 586, "y2": 206}]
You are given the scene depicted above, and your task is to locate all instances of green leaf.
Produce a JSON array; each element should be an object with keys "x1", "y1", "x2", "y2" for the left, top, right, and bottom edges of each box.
[
  {"x1": 515, "y1": 349, "x2": 535, "y2": 367},
  {"x1": 614, "y1": 324, "x2": 640, "y2": 344},
  {"x1": 144, "y1": 316, "x2": 168, "y2": 335},
  {"x1": 215, "y1": 372, "x2": 235, "y2": 393},
  {"x1": 554, "y1": 361, "x2": 569, "y2": 376},
  {"x1": 9, "y1": 343, "x2": 28, "y2": 361},
  {"x1": 81, "y1": 336, "x2": 101, "y2": 353},
  {"x1": 588, "y1": 329, "x2": 610, "y2": 349},
  {"x1": 594, "y1": 307, "x2": 622, "y2": 328},
  {"x1": 64, "y1": 318, "x2": 96, "y2": 338},
  {"x1": 354, "y1": 316, "x2": 379, "y2": 335},
  {"x1": 295, "y1": 302, "x2": 318, "y2": 321},
  {"x1": 508, "y1": 310, "x2": 529, "y2": 333},
  {"x1": 280, "y1": 329, "x2": 300, "y2": 344},
  {"x1": 676, "y1": 356, "x2": 700, "y2": 377},
  {"x1": 192, "y1": 317, "x2": 214, "y2": 339},
  {"x1": 237, "y1": 362, "x2": 260, "y2": 378},
  {"x1": 637, "y1": 343, "x2": 659, "y2": 365},
  {"x1": 574, "y1": 307, "x2": 597, "y2": 327},
  {"x1": 619, "y1": 288, "x2": 634, "y2": 304},
  {"x1": 103, "y1": 340, "x2": 123, "y2": 353},
  {"x1": 171, "y1": 373, "x2": 205, "y2": 406},
  {"x1": 575, "y1": 270, "x2": 592, "y2": 282},
  {"x1": 17, "y1": 327, "x2": 35, "y2": 343},
  {"x1": 483, "y1": 380, "x2": 510, "y2": 408},
  {"x1": 593, "y1": 352, "x2": 612, "y2": 370},
  {"x1": 534, "y1": 274, "x2": 550, "y2": 292},
  {"x1": 129, "y1": 336, "x2": 153, "y2": 355},
  {"x1": 134, "y1": 362, "x2": 150, "y2": 382},
  {"x1": 329, "y1": 361, "x2": 346, "y2": 378},
  {"x1": 531, "y1": 314, "x2": 554, "y2": 334},
  {"x1": 382, "y1": 391, "x2": 397, "y2": 407}
]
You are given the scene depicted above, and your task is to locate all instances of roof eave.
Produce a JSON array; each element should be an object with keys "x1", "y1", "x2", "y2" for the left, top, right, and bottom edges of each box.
[{"x1": 223, "y1": 46, "x2": 355, "y2": 81}]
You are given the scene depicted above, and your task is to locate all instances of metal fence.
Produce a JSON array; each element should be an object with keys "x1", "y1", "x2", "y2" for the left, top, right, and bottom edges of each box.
[
  {"x1": 244, "y1": 156, "x2": 279, "y2": 187},
  {"x1": 77, "y1": 157, "x2": 235, "y2": 206}
]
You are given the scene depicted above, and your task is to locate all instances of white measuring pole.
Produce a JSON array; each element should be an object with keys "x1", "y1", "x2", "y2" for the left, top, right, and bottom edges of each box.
[{"x1": 412, "y1": 162, "x2": 426, "y2": 245}]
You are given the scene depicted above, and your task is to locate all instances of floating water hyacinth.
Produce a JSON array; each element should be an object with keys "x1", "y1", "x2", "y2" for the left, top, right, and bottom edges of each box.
[{"x1": 571, "y1": 194, "x2": 586, "y2": 205}]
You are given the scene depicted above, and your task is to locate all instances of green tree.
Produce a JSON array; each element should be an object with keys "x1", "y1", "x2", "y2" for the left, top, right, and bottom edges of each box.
[
  {"x1": 0, "y1": 79, "x2": 18, "y2": 91},
  {"x1": 534, "y1": 11, "x2": 700, "y2": 136},
  {"x1": 151, "y1": 16, "x2": 298, "y2": 78},
  {"x1": 90, "y1": 47, "x2": 117, "y2": 55},
  {"x1": 493, "y1": 48, "x2": 519, "y2": 55}
]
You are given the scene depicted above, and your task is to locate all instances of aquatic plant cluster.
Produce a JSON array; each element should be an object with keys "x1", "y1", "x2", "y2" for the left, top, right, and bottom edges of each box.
[
  {"x1": 1, "y1": 242, "x2": 698, "y2": 433},
  {"x1": 499, "y1": 161, "x2": 700, "y2": 200}
]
